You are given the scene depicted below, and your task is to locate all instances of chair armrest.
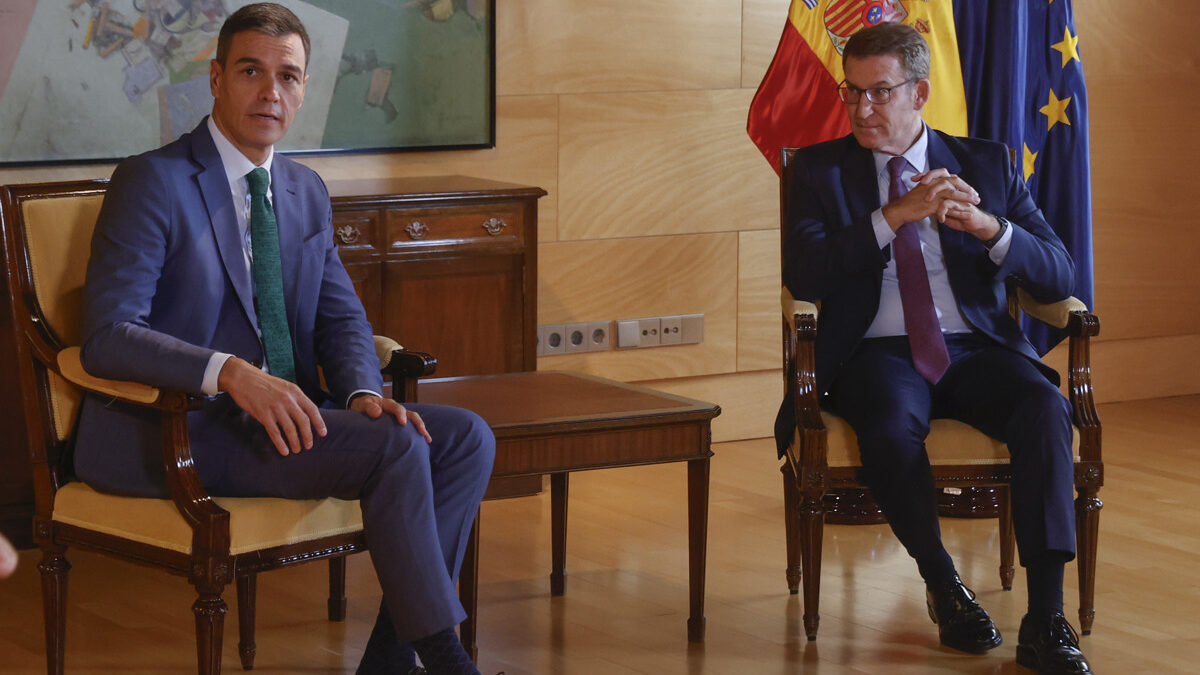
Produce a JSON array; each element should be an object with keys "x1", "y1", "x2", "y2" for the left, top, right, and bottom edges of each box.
[
  {"x1": 57, "y1": 347, "x2": 161, "y2": 405},
  {"x1": 1015, "y1": 289, "x2": 1089, "y2": 330},
  {"x1": 781, "y1": 286, "x2": 819, "y2": 329},
  {"x1": 374, "y1": 335, "x2": 437, "y2": 404},
  {"x1": 53, "y1": 348, "x2": 230, "y2": 564}
]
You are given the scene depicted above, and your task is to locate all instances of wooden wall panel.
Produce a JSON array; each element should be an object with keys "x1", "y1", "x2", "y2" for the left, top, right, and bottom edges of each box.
[
  {"x1": 738, "y1": 230, "x2": 782, "y2": 372},
  {"x1": 1043, "y1": 335, "x2": 1200, "y2": 405},
  {"x1": 536, "y1": 233, "x2": 737, "y2": 382},
  {"x1": 1076, "y1": 1, "x2": 1200, "y2": 343},
  {"x1": 301, "y1": 95, "x2": 561, "y2": 242},
  {"x1": 497, "y1": 0, "x2": 743, "y2": 96},
  {"x1": 741, "y1": 0, "x2": 793, "y2": 89},
  {"x1": 637, "y1": 370, "x2": 782, "y2": 443},
  {"x1": 558, "y1": 89, "x2": 778, "y2": 241}
]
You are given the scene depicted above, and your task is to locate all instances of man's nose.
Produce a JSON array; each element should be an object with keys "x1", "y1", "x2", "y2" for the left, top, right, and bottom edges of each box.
[{"x1": 259, "y1": 79, "x2": 280, "y2": 101}]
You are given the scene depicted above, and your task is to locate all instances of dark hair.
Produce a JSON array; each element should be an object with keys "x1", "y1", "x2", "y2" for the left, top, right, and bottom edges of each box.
[
  {"x1": 843, "y1": 22, "x2": 930, "y2": 80},
  {"x1": 216, "y1": 3, "x2": 311, "y2": 68}
]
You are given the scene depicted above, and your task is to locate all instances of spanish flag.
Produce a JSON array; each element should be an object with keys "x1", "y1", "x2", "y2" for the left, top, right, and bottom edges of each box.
[
  {"x1": 749, "y1": 0, "x2": 1093, "y2": 353},
  {"x1": 747, "y1": 0, "x2": 966, "y2": 174}
]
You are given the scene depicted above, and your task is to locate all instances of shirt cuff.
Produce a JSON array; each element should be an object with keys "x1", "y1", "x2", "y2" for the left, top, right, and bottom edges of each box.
[
  {"x1": 987, "y1": 220, "x2": 1015, "y2": 264},
  {"x1": 346, "y1": 389, "x2": 384, "y2": 409},
  {"x1": 871, "y1": 208, "x2": 897, "y2": 249},
  {"x1": 201, "y1": 352, "x2": 233, "y2": 395}
]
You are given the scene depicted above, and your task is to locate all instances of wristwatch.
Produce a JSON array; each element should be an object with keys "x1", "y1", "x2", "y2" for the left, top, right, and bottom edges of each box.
[{"x1": 983, "y1": 215, "x2": 1009, "y2": 251}]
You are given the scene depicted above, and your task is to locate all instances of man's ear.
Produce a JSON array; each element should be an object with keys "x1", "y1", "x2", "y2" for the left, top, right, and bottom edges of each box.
[
  {"x1": 914, "y1": 78, "x2": 931, "y2": 110},
  {"x1": 209, "y1": 59, "x2": 222, "y2": 98}
]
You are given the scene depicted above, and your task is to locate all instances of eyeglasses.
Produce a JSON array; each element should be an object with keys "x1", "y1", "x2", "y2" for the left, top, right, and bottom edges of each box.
[{"x1": 837, "y1": 79, "x2": 916, "y2": 105}]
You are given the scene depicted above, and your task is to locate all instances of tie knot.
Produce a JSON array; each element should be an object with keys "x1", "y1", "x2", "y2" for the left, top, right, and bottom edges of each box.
[
  {"x1": 887, "y1": 156, "x2": 908, "y2": 182},
  {"x1": 246, "y1": 167, "x2": 270, "y2": 196}
]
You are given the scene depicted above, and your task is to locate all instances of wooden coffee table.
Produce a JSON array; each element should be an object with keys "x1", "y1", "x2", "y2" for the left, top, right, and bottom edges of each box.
[{"x1": 417, "y1": 371, "x2": 721, "y2": 657}]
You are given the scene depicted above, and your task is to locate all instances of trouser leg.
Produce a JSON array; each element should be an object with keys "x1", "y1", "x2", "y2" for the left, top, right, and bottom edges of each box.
[
  {"x1": 829, "y1": 338, "x2": 954, "y2": 583},
  {"x1": 191, "y1": 399, "x2": 495, "y2": 645},
  {"x1": 933, "y1": 344, "x2": 1076, "y2": 564}
]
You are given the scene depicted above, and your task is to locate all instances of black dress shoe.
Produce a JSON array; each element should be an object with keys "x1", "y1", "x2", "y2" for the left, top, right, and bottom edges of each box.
[
  {"x1": 925, "y1": 576, "x2": 1003, "y2": 653},
  {"x1": 1016, "y1": 613, "x2": 1093, "y2": 674}
]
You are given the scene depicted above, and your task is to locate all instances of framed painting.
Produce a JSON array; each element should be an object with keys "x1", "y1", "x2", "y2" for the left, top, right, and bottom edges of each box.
[{"x1": 0, "y1": 0, "x2": 495, "y2": 165}]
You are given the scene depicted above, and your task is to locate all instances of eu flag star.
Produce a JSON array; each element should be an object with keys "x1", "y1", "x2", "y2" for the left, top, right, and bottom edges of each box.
[
  {"x1": 1039, "y1": 89, "x2": 1072, "y2": 131},
  {"x1": 1051, "y1": 27, "x2": 1081, "y2": 67},
  {"x1": 1023, "y1": 143, "x2": 1039, "y2": 182}
]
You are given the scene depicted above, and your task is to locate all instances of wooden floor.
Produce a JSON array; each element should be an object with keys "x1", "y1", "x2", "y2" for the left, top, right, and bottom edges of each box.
[{"x1": 2, "y1": 395, "x2": 1200, "y2": 674}]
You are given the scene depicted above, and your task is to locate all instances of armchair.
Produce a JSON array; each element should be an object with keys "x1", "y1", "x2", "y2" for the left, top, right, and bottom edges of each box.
[
  {"x1": 776, "y1": 147, "x2": 1104, "y2": 641},
  {"x1": 0, "y1": 179, "x2": 436, "y2": 674}
]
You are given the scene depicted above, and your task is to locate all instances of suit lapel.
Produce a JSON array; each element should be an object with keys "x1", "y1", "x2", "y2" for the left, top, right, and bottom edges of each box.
[
  {"x1": 270, "y1": 158, "x2": 304, "y2": 330},
  {"x1": 839, "y1": 137, "x2": 880, "y2": 221},
  {"x1": 192, "y1": 121, "x2": 259, "y2": 331}
]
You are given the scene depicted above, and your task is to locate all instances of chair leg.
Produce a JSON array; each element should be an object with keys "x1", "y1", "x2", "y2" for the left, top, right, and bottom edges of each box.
[
  {"x1": 38, "y1": 545, "x2": 70, "y2": 675},
  {"x1": 236, "y1": 573, "x2": 257, "y2": 670},
  {"x1": 997, "y1": 486, "x2": 1016, "y2": 591},
  {"x1": 194, "y1": 582, "x2": 228, "y2": 675},
  {"x1": 799, "y1": 490, "x2": 825, "y2": 640},
  {"x1": 1075, "y1": 486, "x2": 1102, "y2": 635},
  {"x1": 781, "y1": 463, "x2": 801, "y2": 594},
  {"x1": 328, "y1": 556, "x2": 347, "y2": 621}
]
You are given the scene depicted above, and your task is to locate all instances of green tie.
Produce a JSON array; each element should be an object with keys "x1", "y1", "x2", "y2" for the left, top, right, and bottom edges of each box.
[{"x1": 246, "y1": 167, "x2": 296, "y2": 383}]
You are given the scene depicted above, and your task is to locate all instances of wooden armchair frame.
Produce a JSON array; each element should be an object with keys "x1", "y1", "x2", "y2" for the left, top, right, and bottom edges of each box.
[
  {"x1": 0, "y1": 179, "x2": 437, "y2": 674},
  {"x1": 777, "y1": 147, "x2": 1104, "y2": 641}
]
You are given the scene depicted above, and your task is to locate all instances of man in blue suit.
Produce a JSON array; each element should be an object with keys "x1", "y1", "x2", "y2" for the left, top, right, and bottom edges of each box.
[
  {"x1": 776, "y1": 23, "x2": 1091, "y2": 675},
  {"x1": 76, "y1": 5, "x2": 492, "y2": 674}
]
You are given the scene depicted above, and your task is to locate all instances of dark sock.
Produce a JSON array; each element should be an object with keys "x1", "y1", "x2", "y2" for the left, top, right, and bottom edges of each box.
[
  {"x1": 917, "y1": 549, "x2": 957, "y2": 587},
  {"x1": 1026, "y1": 552, "x2": 1067, "y2": 620},
  {"x1": 412, "y1": 627, "x2": 480, "y2": 675},
  {"x1": 356, "y1": 602, "x2": 417, "y2": 675}
]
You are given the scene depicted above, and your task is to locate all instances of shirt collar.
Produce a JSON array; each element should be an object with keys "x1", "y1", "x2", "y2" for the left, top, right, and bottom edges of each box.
[
  {"x1": 872, "y1": 122, "x2": 929, "y2": 178},
  {"x1": 206, "y1": 115, "x2": 274, "y2": 189}
]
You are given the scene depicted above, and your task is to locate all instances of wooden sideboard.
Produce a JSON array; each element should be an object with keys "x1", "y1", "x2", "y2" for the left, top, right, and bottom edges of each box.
[
  {"x1": 0, "y1": 175, "x2": 545, "y2": 546},
  {"x1": 327, "y1": 176, "x2": 544, "y2": 378}
]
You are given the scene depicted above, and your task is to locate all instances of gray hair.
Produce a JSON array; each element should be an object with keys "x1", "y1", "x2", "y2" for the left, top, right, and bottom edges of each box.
[{"x1": 843, "y1": 22, "x2": 930, "y2": 80}]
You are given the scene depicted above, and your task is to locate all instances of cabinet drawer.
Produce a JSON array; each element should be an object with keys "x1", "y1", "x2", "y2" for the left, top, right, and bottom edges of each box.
[
  {"x1": 386, "y1": 204, "x2": 524, "y2": 249},
  {"x1": 331, "y1": 210, "x2": 380, "y2": 252}
]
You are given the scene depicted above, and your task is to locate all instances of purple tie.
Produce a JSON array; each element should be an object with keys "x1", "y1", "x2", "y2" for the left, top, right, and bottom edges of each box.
[{"x1": 888, "y1": 156, "x2": 950, "y2": 384}]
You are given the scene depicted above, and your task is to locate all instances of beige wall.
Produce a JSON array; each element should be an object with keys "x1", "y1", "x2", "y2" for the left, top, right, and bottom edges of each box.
[{"x1": 3, "y1": 0, "x2": 1197, "y2": 442}]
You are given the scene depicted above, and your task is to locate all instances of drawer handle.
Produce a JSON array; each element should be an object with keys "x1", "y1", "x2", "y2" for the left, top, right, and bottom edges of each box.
[
  {"x1": 405, "y1": 221, "x2": 429, "y2": 239},
  {"x1": 335, "y1": 224, "x2": 361, "y2": 245},
  {"x1": 482, "y1": 217, "x2": 507, "y2": 236}
]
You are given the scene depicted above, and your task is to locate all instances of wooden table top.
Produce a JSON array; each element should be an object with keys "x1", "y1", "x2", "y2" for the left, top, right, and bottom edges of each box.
[{"x1": 417, "y1": 371, "x2": 720, "y2": 433}]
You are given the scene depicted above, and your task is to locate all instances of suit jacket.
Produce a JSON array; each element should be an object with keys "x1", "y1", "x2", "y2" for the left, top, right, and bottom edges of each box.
[
  {"x1": 773, "y1": 130, "x2": 1074, "y2": 456},
  {"x1": 75, "y1": 119, "x2": 380, "y2": 496}
]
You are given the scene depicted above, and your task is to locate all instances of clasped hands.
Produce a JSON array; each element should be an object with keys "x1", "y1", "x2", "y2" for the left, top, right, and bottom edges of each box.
[
  {"x1": 217, "y1": 356, "x2": 432, "y2": 457},
  {"x1": 881, "y1": 168, "x2": 1001, "y2": 242}
]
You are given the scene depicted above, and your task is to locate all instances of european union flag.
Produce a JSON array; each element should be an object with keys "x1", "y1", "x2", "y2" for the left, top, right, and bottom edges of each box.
[{"x1": 953, "y1": 0, "x2": 1093, "y2": 354}]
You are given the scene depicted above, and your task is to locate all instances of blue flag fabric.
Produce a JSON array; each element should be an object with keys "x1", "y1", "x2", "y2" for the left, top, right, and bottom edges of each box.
[{"x1": 953, "y1": 0, "x2": 1093, "y2": 354}]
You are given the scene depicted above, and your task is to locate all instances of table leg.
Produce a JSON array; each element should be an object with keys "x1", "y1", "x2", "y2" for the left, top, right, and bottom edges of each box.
[
  {"x1": 458, "y1": 509, "x2": 481, "y2": 662},
  {"x1": 551, "y1": 472, "x2": 569, "y2": 596},
  {"x1": 687, "y1": 457, "x2": 709, "y2": 642}
]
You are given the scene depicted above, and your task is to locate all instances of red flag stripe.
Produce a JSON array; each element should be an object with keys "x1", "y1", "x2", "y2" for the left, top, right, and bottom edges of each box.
[{"x1": 747, "y1": 20, "x2": 851, "y2": 174}]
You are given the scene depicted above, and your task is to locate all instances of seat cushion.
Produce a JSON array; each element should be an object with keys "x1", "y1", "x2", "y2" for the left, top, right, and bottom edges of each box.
[
  {"x1": 793, "y1": 412, "x2": 1080, "y2": 467},
  {"x1": 53, "y1": 483, "x2": 363, "y2": 555}
]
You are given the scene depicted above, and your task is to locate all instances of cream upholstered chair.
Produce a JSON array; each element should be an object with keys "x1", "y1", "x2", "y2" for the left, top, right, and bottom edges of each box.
[
  {"x1": 0, "y1": 180, "x2": 436, "y2": 675},
  {"x1": 776, "y1": 147, "x2": 1104, "y2": 641}
]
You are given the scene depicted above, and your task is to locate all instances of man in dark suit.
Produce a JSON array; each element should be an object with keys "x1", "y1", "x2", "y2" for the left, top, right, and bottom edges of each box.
[
  {"x1": 76, "y1": 5, "x2": 491, "y2": 674},
  {"x1": 776, "y1": 22, "x2": 1091, "y2": 675}
]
